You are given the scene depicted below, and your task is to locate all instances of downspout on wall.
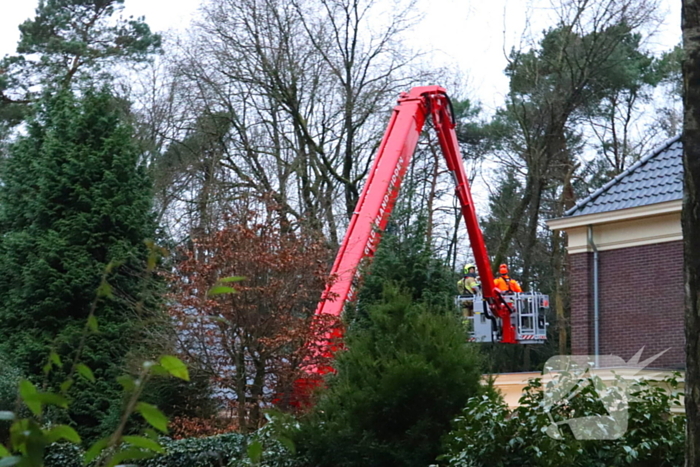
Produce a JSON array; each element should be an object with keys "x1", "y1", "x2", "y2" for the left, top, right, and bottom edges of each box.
[{"x1": 587, "y1": 225, "x2": 600, "y2": 368}]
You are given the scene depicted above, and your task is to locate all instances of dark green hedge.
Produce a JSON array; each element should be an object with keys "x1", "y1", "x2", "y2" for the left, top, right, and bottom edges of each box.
[
  {"x1": 44, "y1": 434, "x2": 244, "y2": 467},
  {"x1": 147, "y1": 434, "x2": 246, "y2": 467},
  {"x1": 44, "y1": 430, "x2": 302, "y2": 467}
]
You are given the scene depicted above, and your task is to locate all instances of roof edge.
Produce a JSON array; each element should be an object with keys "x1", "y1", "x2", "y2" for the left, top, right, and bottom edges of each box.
[
  {"x1": 564, "y1": 135, "x2": 682, "y2": 218},
  {"x1": 548, "y1": 199, "x2": 682, "y2": 230}
]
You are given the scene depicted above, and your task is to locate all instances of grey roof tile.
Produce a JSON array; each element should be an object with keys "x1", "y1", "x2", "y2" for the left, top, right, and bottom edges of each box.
[{"x1": 565, "y1": 137, "x2": 683, "y2": 217}]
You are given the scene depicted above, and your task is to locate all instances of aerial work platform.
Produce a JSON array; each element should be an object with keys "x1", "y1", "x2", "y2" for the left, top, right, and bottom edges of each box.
[{"x1": 456, "y1": 293, "x2": 549, "y2": 344}]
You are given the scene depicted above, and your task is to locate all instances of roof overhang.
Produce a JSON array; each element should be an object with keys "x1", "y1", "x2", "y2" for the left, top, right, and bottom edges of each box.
[{"x1": 547, "y1": 199, "x2": 682, "y2": 231}]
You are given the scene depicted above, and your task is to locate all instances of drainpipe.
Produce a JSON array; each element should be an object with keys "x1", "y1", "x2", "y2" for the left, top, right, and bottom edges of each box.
[{"x1": 587, "y1": 225, "x2": 600, "y2": 368}]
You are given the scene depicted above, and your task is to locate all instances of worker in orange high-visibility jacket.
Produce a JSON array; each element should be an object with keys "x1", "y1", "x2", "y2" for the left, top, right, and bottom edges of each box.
[{"x1": 494, "y1": 263, "x2": 522, "y2": 293}]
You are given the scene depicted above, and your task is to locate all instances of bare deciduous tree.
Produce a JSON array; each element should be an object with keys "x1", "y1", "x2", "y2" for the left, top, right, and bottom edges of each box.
[
  {"x1": 148, "y1": 0, "x2": 423, "y2": 247},
  {"x1": 168, "y1": 210, "x2": 331, "y2": 431}
]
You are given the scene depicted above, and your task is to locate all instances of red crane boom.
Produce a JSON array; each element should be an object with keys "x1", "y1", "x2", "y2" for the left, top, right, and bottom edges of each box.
[{"x1": 313, "y1": 86, "x2": 516, "y2": 346}]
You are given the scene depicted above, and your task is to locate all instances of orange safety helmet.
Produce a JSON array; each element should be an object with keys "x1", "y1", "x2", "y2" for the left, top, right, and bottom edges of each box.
[{"x1": 499, "y1": 263, "x2": 509, "y2": 275}]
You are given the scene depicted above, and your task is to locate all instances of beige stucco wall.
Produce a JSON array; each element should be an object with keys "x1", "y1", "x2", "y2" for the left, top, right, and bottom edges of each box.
[
  {"x1": 547, "y1": 200, "x2": 682, "y2": 254},
  {"x1": 490, "y1": 370, "x2": 684, "y2": 411},
  {"x1": 565, "y1": 212, "x2": 681, "y2": 254}
]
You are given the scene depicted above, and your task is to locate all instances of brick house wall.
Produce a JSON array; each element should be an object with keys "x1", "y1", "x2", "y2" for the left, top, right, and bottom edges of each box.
[
  {"x1": 569, "y1": 253, "x2": 592, "y2": 357},
  {"x1": 569, "y1": 241, "x2": 684, "y2": 369}
]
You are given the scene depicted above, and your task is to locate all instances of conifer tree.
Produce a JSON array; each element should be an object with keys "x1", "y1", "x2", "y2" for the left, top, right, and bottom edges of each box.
[
  {"x1": 299, "y1": 287, "x2": 483, "y2": 467},
  {"x1": 0, "y1": 87, "x2": 157, "y2": 439},
  {"x1": 356, "y1": 211, "x2": 457, "y2": 316},
  {"x1": 0, "y1": 0, "x2": 161, "y2": 115}
]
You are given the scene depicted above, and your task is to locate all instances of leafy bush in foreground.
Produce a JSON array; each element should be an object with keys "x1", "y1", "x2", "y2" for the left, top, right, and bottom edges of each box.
[
  {"x1": 42, "y1": 434, "x2": 245, "y2": 467},
  {"x1": 442, "y1": 373, "x2": 685, "y2": 467},
  {"x1": 44, "y1": 419, "x2": 300, "y2": 467}
]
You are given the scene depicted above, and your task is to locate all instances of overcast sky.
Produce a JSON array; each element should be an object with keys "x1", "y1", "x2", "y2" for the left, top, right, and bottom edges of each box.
[
  {"x1": 0, "y1": 0, "x2": 682, "y2": 261},
  {"x1": 0, "y1": 0, "x2": 682, "y2": 112}
]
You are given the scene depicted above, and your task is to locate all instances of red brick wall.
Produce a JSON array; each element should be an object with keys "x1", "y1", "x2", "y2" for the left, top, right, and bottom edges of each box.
[
  {"x1": 569, "y1": 241, "x2": 684, "y2": 369},
  {"x1": 570, "y1": 252, "x2": 592, "y2": 356}
]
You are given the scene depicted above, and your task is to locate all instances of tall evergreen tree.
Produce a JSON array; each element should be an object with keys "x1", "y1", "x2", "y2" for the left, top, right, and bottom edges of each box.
[
  {"x1": 357, "y1": 215, "x2": 456, "y2": 313},
  {"x1": 298, "y1": 287, "x2": 484, "y2": 467},
  {"x1": 0, "y1": 0, "x2": 161, "y2": 134},
  {"x1": 0, "y1": 87, "x2": 157, "y2": 439}
]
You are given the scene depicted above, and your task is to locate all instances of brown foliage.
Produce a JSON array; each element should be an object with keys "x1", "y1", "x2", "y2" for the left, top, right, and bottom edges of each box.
[
  {"x1": 167, "y1": 211, "x2": 332, "y2": 431},
  {"x1": 169, "y1": 416, "x2": 239, "y2": 439}
]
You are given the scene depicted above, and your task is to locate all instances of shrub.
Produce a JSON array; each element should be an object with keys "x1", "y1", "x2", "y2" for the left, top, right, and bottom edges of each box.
[
  {"x1": 0, "y1": 355, "x2": 23, "y2": 442},
  {"x1": 0, "y1": 355, "x2": 22, "y2": 411},
  {"x1": 297, "y1": 286, "x2": 484, "y2": 467},
  {"x1": 42, "y1": 434, "x2": 246, "y2": 467},
  {"x1": 441, "y1": 373, "x2": 685, "y2": 467},
  {"x1": 43, "y1": 418, "x2": 301, "y2": 467},
  {"x1": 140, "y1": 434, "x2": 246, "y2": 467},
  {"x1": 44, "y1": 411, "x2": 300, "y2": 467}
]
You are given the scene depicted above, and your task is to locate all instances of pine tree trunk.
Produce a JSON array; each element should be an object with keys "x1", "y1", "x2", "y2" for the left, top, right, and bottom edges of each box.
[
  {"x1": 521, "y1": 178, "x2": 544, "y2": 288},
  {"x1": 552, "y1": 229, "x2": 568, "y2": 355},
  {"x1": 493, "y1": 173, "x2": 535, "y2": 269},
  {"x1": 553, "y1": 168, "x2": 575, "y2": 356},
  {"x1": 682, "y1": 2, "x2": 700, "y2": 464}
]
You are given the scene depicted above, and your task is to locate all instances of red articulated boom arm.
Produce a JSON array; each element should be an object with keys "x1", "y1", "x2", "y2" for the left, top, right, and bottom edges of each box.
[{"x1": 308, "y1": 86, "x2": 515, "y2": 379}]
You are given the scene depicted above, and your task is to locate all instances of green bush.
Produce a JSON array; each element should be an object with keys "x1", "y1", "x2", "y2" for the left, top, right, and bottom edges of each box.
[
  {"x1": 43, "y1": 424, "x2": 301, "y2": 467},
  {"x1": 44, "y1": 443, "x2": 83, "y2": 467},
  {"x1": 0, "y1": 355, "x2": 23, "y2": 443},
  {"x1": 140, "y1": 434, "x2": 246, "y2": 467},
  {"x1": 297, "y1": 286, "x2": 484, "y2": 467},
  {"x1": 441, "y1": 373, "x2": 685, "y2": 467},
  {"x1": 140, "y1": 422, "x2": 300, "y2": 467},
  {"x1": 0, "y1": 355, "x2": 22, "y2": 411},
  {"x1": 43, "y1": 434, "x2": 245, "y2": 467}
]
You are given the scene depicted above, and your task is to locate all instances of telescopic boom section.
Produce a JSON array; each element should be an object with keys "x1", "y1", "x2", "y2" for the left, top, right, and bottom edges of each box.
[
  {"x1": 425, "y1": 89, "x2": 515, "y2": 343},
  {"x1": 313, "y1": 85, "x2": 514, "y2": 349},
  {"x1": 313, "y1": 88, "x2": 429, "y2": 319}
]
